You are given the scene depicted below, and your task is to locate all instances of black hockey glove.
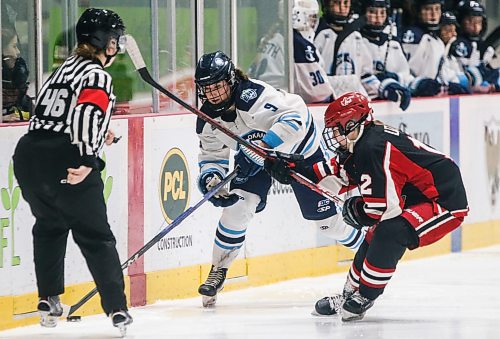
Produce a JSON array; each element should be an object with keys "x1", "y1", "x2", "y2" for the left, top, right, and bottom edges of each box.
[
  {"x1": 411, "y1": 78, "x2": 441, "y2": 97},
  {"x1": 198, "y1": 171, "x2": 240, "y2": 208},
  {"x1": 342, "y1": 196, "x2": 372, "y2": 230},
  {"x1": 264, "y1": 157, "x2": 294, "y2": 184},
  {"x1": 447, "y1": 82, "x2": 470, "y2": 95},
  {"x1": 381, "y1": 82, "x2": 411, "y2": 111}
]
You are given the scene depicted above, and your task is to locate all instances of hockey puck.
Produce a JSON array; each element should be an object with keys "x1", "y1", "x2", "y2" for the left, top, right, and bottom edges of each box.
[{"x1": 67, "y1": 315, "x2": 81, "y2": 322}]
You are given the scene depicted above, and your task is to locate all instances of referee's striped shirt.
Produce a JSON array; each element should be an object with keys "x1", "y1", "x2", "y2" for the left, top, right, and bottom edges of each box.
[{"x1": 29, "y1": 55, "x2": 115, "y2": 168}]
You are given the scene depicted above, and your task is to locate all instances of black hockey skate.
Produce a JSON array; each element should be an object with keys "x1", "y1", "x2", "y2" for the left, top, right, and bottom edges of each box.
[
  {"x1": 37, "y1": 296, "x2": 63, "y2": 327},
  {"x1": 198, "y1": 265, "x2": 227, "y2": 307},
  {"x1": 312, "y1": 294, "x2": 344, "y2": 316},
  {"x1": 111, "y1": 309, "x2": 133, "y2": 337},
  {"x1": 312, "y1": 280, "x2": 356, "y2": 316},
  {"x1": 342, "y1": 292, "x2": 374, "y2": 321}
]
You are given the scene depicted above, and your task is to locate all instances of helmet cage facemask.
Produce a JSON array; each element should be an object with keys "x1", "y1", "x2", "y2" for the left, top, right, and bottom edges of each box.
[
  {"x1": 322, "y1": 117, "x2": 366, "y2": 154},
  {"x1": 196, "y1": 69, "x2": 237, "y2": 112}
]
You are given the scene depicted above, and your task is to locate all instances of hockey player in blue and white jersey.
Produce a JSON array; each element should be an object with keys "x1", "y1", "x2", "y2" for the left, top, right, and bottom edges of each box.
[
  {"x1": 292, "y1": 0, "x2": 336, "y2": 103},
  {"x1": 314, "y1": 0, "x2": 380, "y2": 97},
  {"x1": 360, "y1": 0, "x2": 412, "y2": 110},
  {"x1": 450, "y1": 1, "x2": 499, "y2": 92},
  {"x1": 401, "y1": 0, "x2": 469, "y2": 96},
  {"x1": 194, "y1": 51, "x2": 365, "y2": 307}
]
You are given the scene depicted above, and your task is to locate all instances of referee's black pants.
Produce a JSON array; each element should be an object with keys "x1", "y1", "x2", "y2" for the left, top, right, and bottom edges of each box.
[{"x1": 13, "y1": 132, "x2": 127, "y2": 314}]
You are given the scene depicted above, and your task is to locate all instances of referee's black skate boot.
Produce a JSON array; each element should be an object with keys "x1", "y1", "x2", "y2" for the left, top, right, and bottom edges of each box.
[
  {"x1": 199, "y1": 265, "x2": 227, "y2": 307},
  {"x1": 342, "y1": 292, "x2": 374, "y2": 321},
  {"x1": 38, "y1": 295, "x2": 63, "y2": 327},
  {"x1": 111, "y1": 309, "x2": 133, "y2": 337}
]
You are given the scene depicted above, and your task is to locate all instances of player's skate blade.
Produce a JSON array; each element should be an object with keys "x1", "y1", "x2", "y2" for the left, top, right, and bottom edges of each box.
[
  {"x1": 341, "y1": 292, "x2": 374, "y2": 322},
  {"x1": 202, "y1": 295, "x2": 218, "y2": 307}
]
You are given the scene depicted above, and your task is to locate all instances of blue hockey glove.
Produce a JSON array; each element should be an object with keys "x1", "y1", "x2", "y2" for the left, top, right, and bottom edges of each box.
[
  {"x1": 411, "y1": 78, "x2": 441, "y2": 97},
  {"x1": 381, "y1": 81, "x2": 411, "y2": 111},
  {"x1": 234, "y1": 144, "x2": 265, "y2": 179},
  {"x1": 198, "y1": 171, "x2": 240, "y2": 208}
]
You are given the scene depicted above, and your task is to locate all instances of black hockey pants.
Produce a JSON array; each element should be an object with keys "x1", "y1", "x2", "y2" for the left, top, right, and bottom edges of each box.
[{"x1": 13, "y1": 132, "x2": 127, "y2": 314}]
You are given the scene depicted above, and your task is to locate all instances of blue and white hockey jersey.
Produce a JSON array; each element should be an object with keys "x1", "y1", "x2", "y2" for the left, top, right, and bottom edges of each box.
[{"x1": 197, "y1": 79, "x2": 320, "y2": 177}]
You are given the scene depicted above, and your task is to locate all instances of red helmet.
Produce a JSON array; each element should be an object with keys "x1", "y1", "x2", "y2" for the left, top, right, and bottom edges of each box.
[
  {"x1": 323, "y1": 92, "x2": 372, "y2": 153},
  {"x1": 324, "y1": 92, "x2": 372, "y2": 133}
]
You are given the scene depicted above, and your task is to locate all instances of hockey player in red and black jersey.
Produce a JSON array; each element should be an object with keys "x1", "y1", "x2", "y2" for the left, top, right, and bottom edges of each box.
[
  {"x1": 12, "y1": 8, "x2": 132, "y2": 333},
  {"x1": 265, "y1": 92, "x2": 468, "y2": 321}
]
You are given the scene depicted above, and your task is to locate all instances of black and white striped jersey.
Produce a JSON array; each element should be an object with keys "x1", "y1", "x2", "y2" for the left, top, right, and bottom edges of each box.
[{"x1": 29, "y1": 55, "x2": 115, "y2": 167}]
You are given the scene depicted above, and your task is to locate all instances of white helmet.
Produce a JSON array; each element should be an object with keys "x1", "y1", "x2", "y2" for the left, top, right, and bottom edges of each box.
[{"x1": 292, "y1": 0, "x2": 320, "y2": 31}]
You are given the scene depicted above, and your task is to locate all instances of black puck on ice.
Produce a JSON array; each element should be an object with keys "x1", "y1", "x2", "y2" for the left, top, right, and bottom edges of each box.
[{"x1": 67, "y1": 315, "x2": 82, "y2": 322}]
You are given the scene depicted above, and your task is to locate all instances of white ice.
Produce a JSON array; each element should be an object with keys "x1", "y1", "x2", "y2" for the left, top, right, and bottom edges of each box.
[{"x1": 2, "y1": 246, "x2": 500, "y2": 339}]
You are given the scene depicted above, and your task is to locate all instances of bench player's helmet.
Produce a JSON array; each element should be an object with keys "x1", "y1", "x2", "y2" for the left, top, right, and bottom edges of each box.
[
  {"x1": 414, "y1": 0, "x2": 444, "y2": 32},
  {"x1": 322, "y1": 92, "x2": 373, "y2": 154},
  {"x1": 320, "y1": 0, "x2": 352, "y2": 27},
  {"x1": 76, "y1": 8, "x2": 125, "y2": 52},
  {"x1": 362, "y1": 0, "x2": 391, "y2": 35},
  {"x1": 456, "y1": 0, "x2": 487, "y2": 41},
  {"x1": 195, "y1": 51, "x2": 238, "y2": 112}
]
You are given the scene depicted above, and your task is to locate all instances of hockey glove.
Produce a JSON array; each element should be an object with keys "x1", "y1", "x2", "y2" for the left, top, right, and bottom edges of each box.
[
  {"x1": 411, "y1": 78, "x2": 441, "y2": 97},
  {"x1": 381, "y1": 82, "x2": 411, "y2": 111},
  {"x1": 264, "y1": 157, "x2": 294, "y2": 184},
  {"x1": 234, "y1": 144, "x2": 265, "y2": 179},
  {"x1": 342, "y1": 196, "x2": 375, "y2": 230},
  {"x1": 447, "y1": 82, "x2": 470, "y2": 95},
  {"x1": 376, "y1": 71, "x2": 399, "y2": 82},
  {"x1": 198, "y1": 171, "x2": 240, "y2": 208}
]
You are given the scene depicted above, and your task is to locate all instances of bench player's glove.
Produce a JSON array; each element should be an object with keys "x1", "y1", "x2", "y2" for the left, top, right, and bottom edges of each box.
[{"x1": 198, "y1": 171, "x2": 240, "y2": 208}]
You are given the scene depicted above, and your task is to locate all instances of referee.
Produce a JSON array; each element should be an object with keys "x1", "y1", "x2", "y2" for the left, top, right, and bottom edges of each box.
[{"x1": 13, "y1": 8, "x2": 132, "y2": 330}]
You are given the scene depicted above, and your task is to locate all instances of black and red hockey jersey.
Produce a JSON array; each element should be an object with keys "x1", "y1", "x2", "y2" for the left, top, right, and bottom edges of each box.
[{"x1": 334, "y1": 123, "x2": 468, "y2": 223}]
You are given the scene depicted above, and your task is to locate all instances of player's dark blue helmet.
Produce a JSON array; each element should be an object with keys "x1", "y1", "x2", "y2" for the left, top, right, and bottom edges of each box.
[
  {"x1": 195, "y1": 51, "x2": 238, "y2": 112},
  {"x1": 76, "y1": 8, "x2": 125, "y2": 51},
  {"x1": 362, "y1": 0, "x2": 391, "y2": 34},
  {"x1": 456, "y1": 0, "x2": 487, "y2": 40},
  {"x1": 320, "y1": 0, "x2": 352, "y2": 27}
]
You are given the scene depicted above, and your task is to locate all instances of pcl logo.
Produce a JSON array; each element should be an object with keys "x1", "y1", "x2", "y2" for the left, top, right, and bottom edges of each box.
[{"x1": 159, "y1": 148, "x2": 190, "y2": 223}]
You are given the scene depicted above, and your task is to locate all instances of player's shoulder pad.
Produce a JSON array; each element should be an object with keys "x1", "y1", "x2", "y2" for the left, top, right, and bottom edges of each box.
[
  {"x1": 293, "y1": 30, "x2": 320, "y2": 63},
  {"x1": 315, "y1": 17, "x2": 331, "y2": 37},
  {"x1": 450, "y1": 36, "x2": 473, "y2": 58},
  {"x1": 401, "y1": 26, "x2": 424, "y2": 44},
  {"x1": 196, "y1": 103, "x2": 221, "y2": 134},
  {"x1": 234, "y1": 79, "x2": 265, "y2": 112}
]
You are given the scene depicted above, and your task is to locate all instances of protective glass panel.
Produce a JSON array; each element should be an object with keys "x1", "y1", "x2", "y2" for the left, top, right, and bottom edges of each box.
[
  {"x1": 1, "y1": 0, "x2": 35, "y2": 122},
  {"x1": 237, "y1": 0, "x2": 290, "y2": 91}
]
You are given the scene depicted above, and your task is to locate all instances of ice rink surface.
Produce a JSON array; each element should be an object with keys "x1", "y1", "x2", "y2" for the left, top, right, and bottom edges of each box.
[{"x1": 2, "y1": 245, "x2": 500, "y2": 339}]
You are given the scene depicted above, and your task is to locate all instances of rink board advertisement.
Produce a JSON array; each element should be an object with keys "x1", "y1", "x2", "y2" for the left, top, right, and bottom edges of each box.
[
  {"x1": 459, "y1": 95, "x2": 500, "y2": 224},
  {"x1": 2, "y1": 95, "x2": 500, "y2": 331},
  {"x1": 0, "y1": 120, "x2": 129, "y2": 297}
]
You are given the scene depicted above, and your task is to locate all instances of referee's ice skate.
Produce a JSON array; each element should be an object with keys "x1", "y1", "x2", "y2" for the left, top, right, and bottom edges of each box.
[
  {"x1": 111, "y1": 310, "x2": 133, "y2": 337},
  {"x1": 37, "y1": 296, "x2": 63, "y2": 328}
]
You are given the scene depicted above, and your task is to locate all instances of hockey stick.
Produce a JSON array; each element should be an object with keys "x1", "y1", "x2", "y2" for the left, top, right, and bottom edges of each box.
[
  {"x1": 10, "y1": 168, "x2": 238, "y2": 321},
  {"x1": 125, "y1": 34, "x2": 343, "y2": 205}
]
